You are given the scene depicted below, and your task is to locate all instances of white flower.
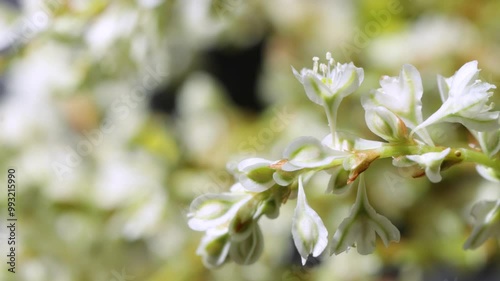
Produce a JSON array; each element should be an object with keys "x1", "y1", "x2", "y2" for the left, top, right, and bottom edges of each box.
[
  {"x1": 291, "y1": 176, "x2": 329, "y2": 265},
  {"x1": 292, "y1": 52, "x2": 364, "y2": 106},
  {"x1": 282, "y1": 136, "x2": 348, "y2": 171},
  {"x1": 363, "y1": 64, "x2": 433, "y2": 145},
  {"x1": 331, "y1": 175, "x2": 400, "y2": 255},
  {"x1": 405, "y1": 148, "x2": 451, "y2": 183},
  {"x1": 414, "y1": 61, "x2": 499, "y2": 133},
  {"x1": 363, "y1": 105, "x2": 409, "y2": 143},
  {"x1": 464, "y1": 200, "x2": 500, "y2": 250},
  {"x1": 292, "y1": 53, "x2": 364, "y2": 147}
]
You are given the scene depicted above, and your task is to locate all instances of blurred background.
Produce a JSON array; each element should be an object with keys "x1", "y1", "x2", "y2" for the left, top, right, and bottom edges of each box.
[{"x1": 0, "y1": 0, "x2": 499, "y2": 280}]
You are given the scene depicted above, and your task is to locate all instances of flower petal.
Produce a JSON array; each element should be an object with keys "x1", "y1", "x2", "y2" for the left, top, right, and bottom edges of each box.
[{"x1": 405, "y1": 148, "x2": 450, "y2": 183}]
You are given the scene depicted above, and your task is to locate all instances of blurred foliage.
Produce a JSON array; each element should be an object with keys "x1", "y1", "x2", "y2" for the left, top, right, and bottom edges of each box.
[{"x1": 0, "y1": 0, "x2": 499, "y2": 280}]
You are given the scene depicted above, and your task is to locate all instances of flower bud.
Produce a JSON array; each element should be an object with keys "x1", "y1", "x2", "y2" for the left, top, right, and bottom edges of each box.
[
  {"x1": 196, "y1": 232, "x2": 231, "y2": 268},
  {"x1": 464, "y1": 200, "x2": 500, "y2": 250},
  {"x1": 326, "y1": 166, "x2": 352, "y2": 194},
  {"x1": 364, "y1": 106, "x2": 408, "y2": 143},
  {"x1": 229, "y1": 222, "x2": 264, "y2": 265},
  {"x1": 238, "y1": 158, "x2": 275, "y2": 192},
  {"x1": 292, "y1": 176, "x2": 328, "y2": 265},
  {"x1": 188, "y1": 193, "x2": 251, "y2": 231}
]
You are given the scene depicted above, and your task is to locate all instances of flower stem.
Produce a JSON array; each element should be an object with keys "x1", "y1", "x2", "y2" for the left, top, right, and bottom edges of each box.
[
  {"x1": 286, "y1": 144, "x2": 500, "y2": 177},
  {"x1": 323, "y1": 102, "x2": 338, "y2": 148}
]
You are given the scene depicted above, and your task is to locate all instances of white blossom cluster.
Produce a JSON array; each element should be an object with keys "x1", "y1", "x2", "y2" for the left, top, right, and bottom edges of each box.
[{"x1": 188, "y1": 52, "x2": 500, "y2": 268}]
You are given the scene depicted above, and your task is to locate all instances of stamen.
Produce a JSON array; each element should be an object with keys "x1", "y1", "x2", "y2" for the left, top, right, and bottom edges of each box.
[
  {"x1": 326, "y1": 53, "x2": 334, "y2": 75},
  {"x1": 312, "y1": 57, "x2": 319, "y2": 73},
  {"x1": 320, "y1": 63, "x2": 327, "y2": 76}
]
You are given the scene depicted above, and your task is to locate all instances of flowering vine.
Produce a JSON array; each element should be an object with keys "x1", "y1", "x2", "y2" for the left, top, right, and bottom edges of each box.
[{"x1": 188, "y1": 53, "x2": 500, "y2": 268}]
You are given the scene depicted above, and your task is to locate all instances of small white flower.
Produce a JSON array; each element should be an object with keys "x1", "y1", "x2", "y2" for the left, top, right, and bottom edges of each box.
[
  {"x1": 363, "y1": 105, "x2": 409, "y2": 143},
  {"x1": 292, "y1": 52, "x2": 364, "y2": 106},
  {"x1": 282, "y1": 136, "x2": 348, "y2": 171},
  {"x1": 414, "y1": 61, "x2": 499, "y2": 133},
  {"x1": 405, "y1": 148, "x2": 451, "y2": 183},
  {"x1": 363, "y1": 64, "x2": 433, "y2": 145},
  {"x1": 292, "y1": 176, "x2": 329, "y2": 265},
  {"x1": 464, "y1": 200, "x2": 500, "y2": 250},
  {"x1": 331, "y1": 175, "x2": 400, "y2": 255},
  {"x1": 292, "y1": 53, "x2": 364, "y2": 147}
]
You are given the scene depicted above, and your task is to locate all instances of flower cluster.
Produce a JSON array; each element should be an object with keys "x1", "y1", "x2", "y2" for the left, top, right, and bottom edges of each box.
[{"x1": 188, "y1": 53, "x2": 500, "y2": 267}]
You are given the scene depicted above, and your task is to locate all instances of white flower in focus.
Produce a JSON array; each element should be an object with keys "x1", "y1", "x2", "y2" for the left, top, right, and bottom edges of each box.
[
  {"x1": 292, "y1": 52, "x2": 364, "y2": 106},
  {"x1": 292, "y1": 176, "x2": 329, "y2": 265},
  {"x1": 405, "y1": 148, "x2": 451, "y2": 183},
  {"x1": 362, "y1": 64, "x2": 433, "y2": 145},
  {"x1": 464, "y1": 200, "x2": 500, "y2": 250},
  {"x1": 331, "y1": 175, "x2": 400, "y2": 255},
  {"x1": 414, "y1": 61, "x2": 499, "y2": 133}
]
